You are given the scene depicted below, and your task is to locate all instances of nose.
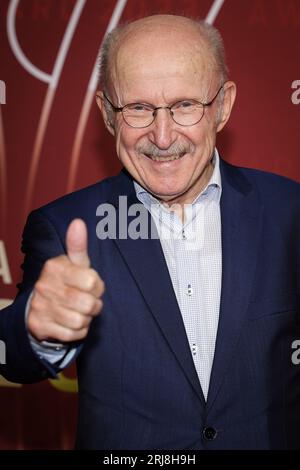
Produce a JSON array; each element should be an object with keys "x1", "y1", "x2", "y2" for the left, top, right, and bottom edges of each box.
[{"x1": 149, "y1": 107, "x2": 176, "y2": 149}]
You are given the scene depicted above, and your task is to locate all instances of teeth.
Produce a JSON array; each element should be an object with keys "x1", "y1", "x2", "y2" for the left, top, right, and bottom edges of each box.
[{"x1": 150, "y1": 154, "x2": 182, "y2": 162}]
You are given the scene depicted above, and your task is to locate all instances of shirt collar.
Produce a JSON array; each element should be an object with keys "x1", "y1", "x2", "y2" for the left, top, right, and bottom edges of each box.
[{"x1": 133, "y1": 148, "x2": 222, "y2": 207}]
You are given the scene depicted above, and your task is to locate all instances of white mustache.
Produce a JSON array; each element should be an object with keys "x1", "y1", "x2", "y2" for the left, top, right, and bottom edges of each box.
[{"x1": 137, "y1": 142, "x2": 193, "y2": 158}]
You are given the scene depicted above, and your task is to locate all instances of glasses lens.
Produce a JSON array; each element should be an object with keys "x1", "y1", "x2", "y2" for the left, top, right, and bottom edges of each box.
[
  {"x1": 171, "y1": 101, "x2": 204, "y2": 126},
  {"x1": 120, "y1": 101, "x2": 205, "y2": 128},
  {"x1": 122, "y1": 104, "x2": 154, "y2": 128}
]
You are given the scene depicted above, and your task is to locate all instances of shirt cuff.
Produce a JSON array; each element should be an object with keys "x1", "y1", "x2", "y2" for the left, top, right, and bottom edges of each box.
[{"x1": 25, "y1": 291, "x2": 75, "y2": 366}]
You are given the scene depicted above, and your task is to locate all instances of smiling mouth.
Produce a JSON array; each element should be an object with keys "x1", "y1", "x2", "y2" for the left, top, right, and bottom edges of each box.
[{"x1": 144, "y1": 152, "x2": 186, "y2": 162}]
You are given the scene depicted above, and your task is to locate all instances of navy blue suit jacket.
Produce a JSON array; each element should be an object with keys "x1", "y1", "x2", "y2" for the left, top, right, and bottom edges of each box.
[{"x1": 1, "y1": 158, "x2": 300, "y2": 449}]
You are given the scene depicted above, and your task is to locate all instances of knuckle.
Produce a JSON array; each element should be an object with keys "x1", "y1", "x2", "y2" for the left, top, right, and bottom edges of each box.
[
  {"x1": 43, "y1": 258, "x2": 57, "y2": 274},
  {"x1": 99, "y1": 279, "x2": 105, "y2": 294},
  {"x1": 82, "y1": 295, "x2": 95, "y2": 313},
  {"x1": 91, "y1": 298, "x2": 103, "y2": 316},
  {"x1": 85, "y1": 275, "x2": 94, "y2": 292},
  {"x1": 30, "y1": 294, "x2": 44, "y2": 312},
  {"x1": 71, "y1": 313, "x2": 86, "y2": 330},
  {"x1": 75, "y1": 327, "x2": 89, "y2": 341},
  {"x1": 34, "y1": 280, "x2": 48, "y2": 296},
  {"x1": 96, "y1": 299, "x2": 103, "y2": 313},
  {"x1": 94, "y1": 281, "x2": 105, "y2": 300},
  {"x1": 64, "y1": 286, "x2": 79, "y2": 305},
  {"x1": 85, "y1": 270, "x2": 97, "y2": 291},
  {"x1": 60, "y1": 328, "x2": 75, "y2": 343},
  {"x1": 44, "y1": 256, "x2": 66, "y2": 276},
  {"x1": 67, "y1": 289, "x2": 93, "y2": 314}
]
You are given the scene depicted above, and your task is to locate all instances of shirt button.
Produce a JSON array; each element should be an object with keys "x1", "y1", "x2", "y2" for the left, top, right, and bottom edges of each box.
[
  {"x1": 203, "y1": 426, "x2": 218, "y2": 441},
  {"x1": 186, "y1": 284, "x2": 193, "y2": 296}
]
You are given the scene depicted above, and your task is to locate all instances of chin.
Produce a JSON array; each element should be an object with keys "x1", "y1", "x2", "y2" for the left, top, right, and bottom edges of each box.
[
  {"x1": 147, "y1": 185, "x2": 186, "y2": 202},
  {"x1": 141, "y1": 176, "x2": 183, "y2": 193}
]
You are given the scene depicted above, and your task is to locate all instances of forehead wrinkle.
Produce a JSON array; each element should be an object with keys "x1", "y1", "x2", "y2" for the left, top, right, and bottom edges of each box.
[
  {"x1": 115, "y1": 33, "x2": 210, "y2": 71},
  {"x1": 112, "y1": 63, "x2": 215, "y2": 107},
  {"x1": 109, "y1": 18, "x2": 218, "y2": 104},
  {"x1": 115, "y1": 46, "x2": 212, "y2": 86}
]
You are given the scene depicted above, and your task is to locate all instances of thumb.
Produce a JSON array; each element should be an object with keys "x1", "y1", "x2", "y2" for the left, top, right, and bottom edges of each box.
[{"x1": 66, "y1": 219, "x2": 90, "y2": 268}]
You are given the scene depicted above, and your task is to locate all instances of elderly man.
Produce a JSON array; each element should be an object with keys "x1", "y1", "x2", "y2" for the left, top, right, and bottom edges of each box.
[{"x1": 1, "y1": 14, "x2": 300, "y2": 450}]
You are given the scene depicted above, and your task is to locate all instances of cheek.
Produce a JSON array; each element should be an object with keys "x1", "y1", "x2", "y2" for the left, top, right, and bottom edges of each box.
[
  {"x1": 116, "y1": 127, "x2": 146, "y2": 161},
  {"x1": 186, "y1": 128, "x2": 217, "y2": 172},
  {"x1": 115, "y1": 123, "x2": 134, "y2": 162},
  {"x1": 185, "y1": 125, "x2": 215, "y2": 156}
]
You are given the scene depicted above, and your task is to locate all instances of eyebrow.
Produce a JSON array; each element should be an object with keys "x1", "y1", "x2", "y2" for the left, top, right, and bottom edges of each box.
[{"x1": 123, "y1": 96, "x2": 203, "y2": 106}]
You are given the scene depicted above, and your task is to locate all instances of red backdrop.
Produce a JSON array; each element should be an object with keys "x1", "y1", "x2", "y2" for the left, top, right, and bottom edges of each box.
[{"x1": 0, "y1": 0, "x2": 300, "y2": 449}]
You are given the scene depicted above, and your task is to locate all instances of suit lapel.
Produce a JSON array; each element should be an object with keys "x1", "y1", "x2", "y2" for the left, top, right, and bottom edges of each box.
[
  {"x1": 206, "y1": 160, "x2": 264, "y2": 411},
  {"x1": 106, "y1": 171, "x2": 205, "y2": 404},
  {"x1": 105, "y1": 163, "x2": 264, "y2": 410}
]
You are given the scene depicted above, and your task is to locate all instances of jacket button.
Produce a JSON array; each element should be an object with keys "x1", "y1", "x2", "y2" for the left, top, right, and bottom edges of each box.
[{"x1": 203, "y1": 426, "x2": 217, "y2": 440}]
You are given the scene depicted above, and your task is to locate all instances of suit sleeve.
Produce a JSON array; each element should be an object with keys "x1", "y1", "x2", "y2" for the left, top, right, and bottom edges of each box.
[{"x1": 0, "y1": 209, "x2": 70, "y2": 383}]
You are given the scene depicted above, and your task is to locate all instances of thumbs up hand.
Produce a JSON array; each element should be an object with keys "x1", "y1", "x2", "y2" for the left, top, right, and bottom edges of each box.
[{"x1": 27, "y1": 219, "x2": 104, "y2": 343}]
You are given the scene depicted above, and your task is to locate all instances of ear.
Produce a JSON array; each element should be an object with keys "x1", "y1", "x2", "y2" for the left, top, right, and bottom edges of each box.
[
  {"x1": 96, "y1": 91, "x2": 115, "y2": 136},
  {"x1": 216, "y1": 81, "x2": 237, "y2": 133}
]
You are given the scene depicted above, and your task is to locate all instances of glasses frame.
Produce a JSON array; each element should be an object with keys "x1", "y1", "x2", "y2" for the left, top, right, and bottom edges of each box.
[{"x1": 102, "y1": 84, "x2": 225, "y2": 129}]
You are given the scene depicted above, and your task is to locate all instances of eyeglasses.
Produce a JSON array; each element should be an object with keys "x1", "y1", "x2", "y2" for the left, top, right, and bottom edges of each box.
[{"x1": 102, "y1": 85, "x2": 224, "y2": 128}]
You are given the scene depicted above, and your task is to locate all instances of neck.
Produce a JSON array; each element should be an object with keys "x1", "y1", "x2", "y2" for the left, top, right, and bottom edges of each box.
[{"x1": 160, "y1": 161, "x2": 214, "y2": 221}]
